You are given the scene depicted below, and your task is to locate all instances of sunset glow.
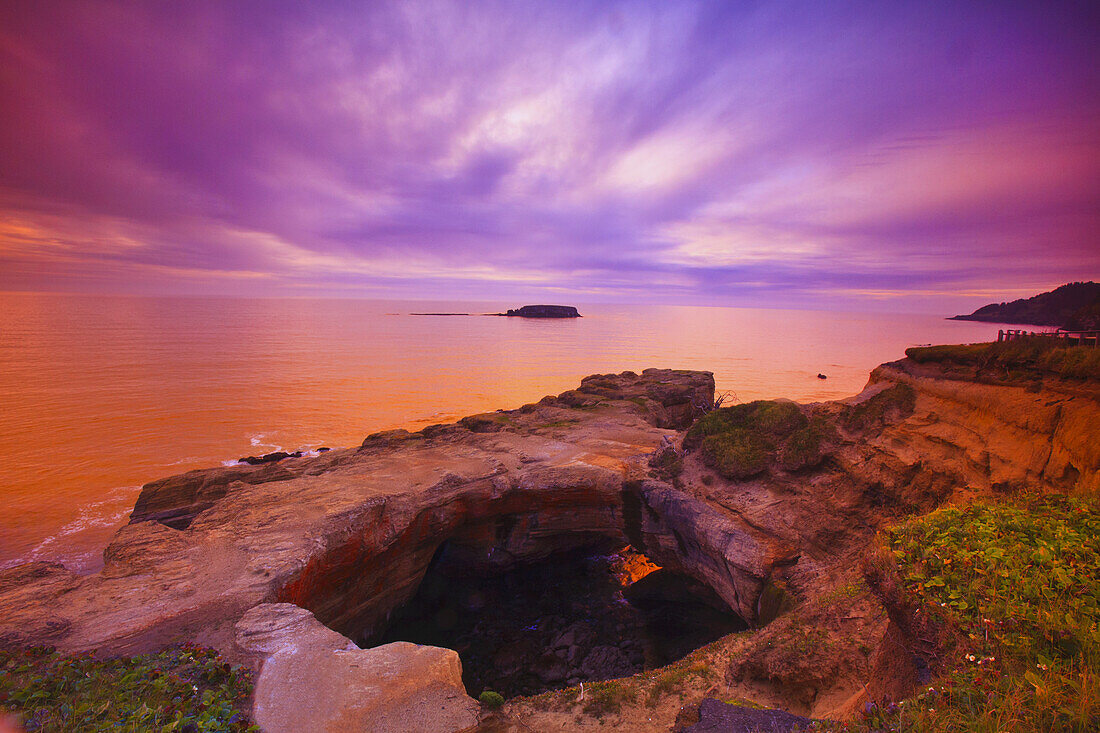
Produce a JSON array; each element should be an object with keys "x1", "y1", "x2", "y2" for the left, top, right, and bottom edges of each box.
[{"x1": 1, "y1": 1, "x2": 1097, "y2": 310}]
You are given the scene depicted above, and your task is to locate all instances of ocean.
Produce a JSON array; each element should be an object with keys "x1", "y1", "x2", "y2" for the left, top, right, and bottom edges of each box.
[{"x1": 0, "y1": 293, "x2": 1006, "y2": 572}]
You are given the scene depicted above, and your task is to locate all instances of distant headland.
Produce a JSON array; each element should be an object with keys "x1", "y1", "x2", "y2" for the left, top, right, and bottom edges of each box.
[{"x1": 949, "y1": 281, "x2": 1099, "y2": 329}]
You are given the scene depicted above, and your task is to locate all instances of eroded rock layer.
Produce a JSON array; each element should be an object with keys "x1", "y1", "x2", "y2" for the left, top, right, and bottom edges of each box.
[{"x1": 0, "y1": 358, "x2": 1097, "y2": 731}]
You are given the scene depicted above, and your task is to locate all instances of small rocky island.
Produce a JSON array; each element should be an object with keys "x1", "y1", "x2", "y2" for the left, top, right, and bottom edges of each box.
[{"x1": 504, "y1": 304, "x2": 581, "y2": 318}]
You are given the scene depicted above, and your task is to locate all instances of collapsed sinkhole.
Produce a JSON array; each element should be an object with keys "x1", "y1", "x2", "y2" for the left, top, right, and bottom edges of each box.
[{"x1": 370, "y1": 542, "x2": 747, "y2": 699}]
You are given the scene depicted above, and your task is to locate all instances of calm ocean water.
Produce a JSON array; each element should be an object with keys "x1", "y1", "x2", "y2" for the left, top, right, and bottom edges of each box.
[{"x1": 0, "y1": 293, "x2": 1006, "y2": 572}]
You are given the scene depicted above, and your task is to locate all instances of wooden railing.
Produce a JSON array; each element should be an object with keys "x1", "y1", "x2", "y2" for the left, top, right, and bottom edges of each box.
[{"x1": 998, "y1": 328, "x2": 1100, "y2": 347}]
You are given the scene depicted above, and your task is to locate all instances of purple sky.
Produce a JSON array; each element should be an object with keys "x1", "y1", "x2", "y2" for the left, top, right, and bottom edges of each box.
[{"x1": 1, "y1": 1, "x2": 1097, "y2": 311}]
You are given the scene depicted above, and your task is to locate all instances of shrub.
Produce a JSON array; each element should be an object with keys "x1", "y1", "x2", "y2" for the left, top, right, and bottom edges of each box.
[
  {"x1": 702, "y1": 430, "x2": 772, "y2": 479},
  {"x1": 686, "y1": 401, "x2": 836, "y2": 479},
  {"x1": 685, "y1": 401, "x2": 806, "y2": 448},
  {"x1": 479, "y1": 690, "x2": 505, "y2": 709},
  {"x1": 777, "y1": 417, "x2": 837, "y2": 471}
]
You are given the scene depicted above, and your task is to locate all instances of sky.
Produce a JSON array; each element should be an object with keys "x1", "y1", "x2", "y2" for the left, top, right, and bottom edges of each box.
[{"x1": 0, "y1": 1, "x2": 1097, "y2": 312}]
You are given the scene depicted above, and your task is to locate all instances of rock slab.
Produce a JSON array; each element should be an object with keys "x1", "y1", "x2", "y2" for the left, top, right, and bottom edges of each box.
[
  {"x1": 238, "y1": 604, "x2": 479, "y2": 733},
  {"x1": 685, "y1": 698, "x2": 816, "y2": 732}
]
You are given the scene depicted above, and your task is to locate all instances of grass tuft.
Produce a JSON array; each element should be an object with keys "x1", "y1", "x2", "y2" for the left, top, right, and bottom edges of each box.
[{"x1": 906, "y1": 339, "x2": 1100, "y2": 381}]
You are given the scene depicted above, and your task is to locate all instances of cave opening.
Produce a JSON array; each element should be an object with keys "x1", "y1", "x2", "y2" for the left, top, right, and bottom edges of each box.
[{"x1": 371, "y1": 541, "x2": 747, "y2": 699}]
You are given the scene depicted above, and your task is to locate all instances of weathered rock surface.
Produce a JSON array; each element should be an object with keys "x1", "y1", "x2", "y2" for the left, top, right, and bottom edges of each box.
[
  {"x1": 685, "y1": 698, "x2": 816, "y2": 732},
  {"x1": 0, "y1": 368, "x2": 718, "y2": 730},
  {"x1": 1, "y1": 357, "x2": 1097, "y2": 731},
  {"x1": 237, "y1": 604, "x2": 478, "y2": 733},
  {"x1": 238, "y1": 451, "x2": 303, "y2": 466}
]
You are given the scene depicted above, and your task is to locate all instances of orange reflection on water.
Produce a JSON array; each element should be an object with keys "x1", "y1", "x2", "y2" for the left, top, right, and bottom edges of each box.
[{"x1": 0, "y1": 293, "x2": 1005, "y2": 572}]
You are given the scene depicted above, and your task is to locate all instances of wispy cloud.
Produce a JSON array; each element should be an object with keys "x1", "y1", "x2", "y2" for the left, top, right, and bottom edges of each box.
[{"x1": 0, "y1": 0, "x2": 1096, "y2": 309}]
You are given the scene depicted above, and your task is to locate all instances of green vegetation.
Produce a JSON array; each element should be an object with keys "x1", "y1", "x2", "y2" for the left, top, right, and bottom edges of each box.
[
  {"x1": 644, "y1": 662, "x2": 713, "y2": 707},
  {"x1": 0, "y1": 644, "x2": 256, "y2": 732},
  {"x1": 778, "y1": 417, "x2": 836, "y2": 470},
  {"x1": 458, "y1": 413, "x2": 514, "y2": 432},
  {"x1": 685, "y1": 401, "x2": 833, "y2": 478},
  {"x1": 478, "y1": 690, "x2": 505, "y2": 709},
  {"x1": 649, "y1": 450, "x2": 683, "y2": 481},
  {"x1": 842, "y1": 383, "x2": 916, "y2": 433},
  {"x1": 818, "y1": 578, "x2": 868, "y2": 611},
  {"x1": 581, "y1": 679, "x2": 638, "y2": 716},
  {"x1": 538, "y1": 419, "x2": 579, "y2": 429},
  {"x1": 906, "y1": 339, "x2": 1100, "y2": 381},
  {"x1": 517, "y1": 645, "x2": 724, "y2": 720},
  {"x1": 573, "y1": 658, "x2": 715, "y2": 716},
  {"x1": 858, "y1": 495, "x2": 1100, "y2": 731},
  {"x1": 773, "y1": 615, "x2": 832, "y2": 660}
]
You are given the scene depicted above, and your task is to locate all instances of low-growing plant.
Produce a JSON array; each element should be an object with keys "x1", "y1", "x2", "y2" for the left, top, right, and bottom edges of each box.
[
  {"x1": 581, "y1": 679, "x2": 637, "y2": 717},
  {"x1": 851, "y1": 494, "x2": 1100, "y2": 731},
  {"x1": 645, "y1": 662, "x2": 712, "y2": 706},
  {"x1": 649, "y1": 450, "x2": 684, "y2": 481},
  {"x1": 818, "y1": 578, "x2": 868, "y2": 611},
  {"x1": 842, "y1": 383, "x2": 916, "y2": 433},
  {"x1": 0, "y1": 643, "x2": 257, "y2": 732},
  {"x1": 906, "y1": 339, "x2": 1100, "y2": 381},
  {"x1": 777, "y1": 417, "x2": 837, "y2": 471},
  {"x1": 702, "y1": 430, "x2": 771, "y2": 478}
]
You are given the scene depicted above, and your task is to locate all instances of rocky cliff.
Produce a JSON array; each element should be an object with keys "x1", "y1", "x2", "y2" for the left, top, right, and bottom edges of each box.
[{"x1": 1, "y1": 358, "x2": 1096, "y2": 731}]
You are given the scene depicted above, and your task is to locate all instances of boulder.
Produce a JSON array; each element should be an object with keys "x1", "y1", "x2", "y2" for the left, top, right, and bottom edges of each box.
[
  {"x1": 238, "y1": 604, "x2": 479, "y2": 733},
  {"x1": 685, "y1": 698, "x2": 817, "y2": 732},
  {"x1": 239, "y1": 451, "x2": 302, "y2": 466}
]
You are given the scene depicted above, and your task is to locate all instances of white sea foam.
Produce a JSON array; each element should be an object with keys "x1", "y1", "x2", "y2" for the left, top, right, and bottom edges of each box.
[
  {"x1": 4, "y1": 486, "x2": 141, "y2": 574},
  {"x1": 248, "y1": 432, "x2": 284, "y2": 452}
]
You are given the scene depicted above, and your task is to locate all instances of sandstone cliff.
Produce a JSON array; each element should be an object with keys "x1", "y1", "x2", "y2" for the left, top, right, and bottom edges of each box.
[{"x1": 0, "y1": 358, "x2": 1096, "y2": 731}]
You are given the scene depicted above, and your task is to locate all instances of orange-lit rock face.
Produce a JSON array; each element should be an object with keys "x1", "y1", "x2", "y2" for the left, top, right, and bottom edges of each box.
[
  {"x1": 609, "y1": 546, "x2": 663, "y2": 586},
  {"x1": 268, "y1": 460, "x2": 783, "y2": 650}
]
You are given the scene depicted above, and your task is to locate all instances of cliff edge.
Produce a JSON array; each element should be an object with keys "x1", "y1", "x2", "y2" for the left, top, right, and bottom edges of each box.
[{"x1": 1, "y1": 352, "x2": 1097, "y2": 731}]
